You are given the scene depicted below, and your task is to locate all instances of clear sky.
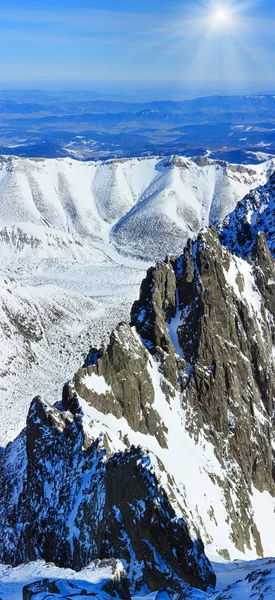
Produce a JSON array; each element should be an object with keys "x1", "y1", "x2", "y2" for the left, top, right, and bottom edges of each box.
[{"x1": 1, "y1": 0, "x2": 275, "y2": 98}]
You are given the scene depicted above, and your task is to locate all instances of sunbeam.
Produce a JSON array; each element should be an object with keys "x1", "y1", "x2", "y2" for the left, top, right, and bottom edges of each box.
[{"x1": 177, "y1": 0, "x2": 265, "y2": 93}]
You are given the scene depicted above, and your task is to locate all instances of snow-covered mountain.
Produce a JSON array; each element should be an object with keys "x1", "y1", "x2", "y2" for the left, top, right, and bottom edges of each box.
[
  {"x1": 1, "y1": 226, "x2": 275, "y2": 599},
  {"x1": 2, "y1": 153, "x2": 275, "y2": 599},
  {"x1": 1, "y1": 154, "x2": 274, "y2": 446},
  {"x1": 0, "y1": 154, "x2": 274, "y2": 268},
  {"x1": 111, "y1": 156, "x2": 275, "y2": 260}
]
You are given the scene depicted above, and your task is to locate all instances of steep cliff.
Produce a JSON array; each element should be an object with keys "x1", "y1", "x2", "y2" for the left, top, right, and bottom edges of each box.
[{"x1": 1, "y1": 226, "x2": 275, "y2": 595}]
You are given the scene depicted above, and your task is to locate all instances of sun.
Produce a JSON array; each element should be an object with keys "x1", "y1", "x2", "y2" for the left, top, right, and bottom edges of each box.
[
  {"x1": 214, "y1": 9, "x2": 230, "y2": 22},
  {"x1": 211, "y1": 6, "x2": 233, "y2": 28}
]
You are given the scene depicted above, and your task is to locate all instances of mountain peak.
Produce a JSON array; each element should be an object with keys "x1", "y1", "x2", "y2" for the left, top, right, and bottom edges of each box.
[{"x1": 1, "y1": 225, "x2": 275, "y2": 587}]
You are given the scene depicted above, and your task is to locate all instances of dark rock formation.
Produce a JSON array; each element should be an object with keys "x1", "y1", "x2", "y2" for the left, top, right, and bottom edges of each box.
[
  {"x1": 1, "y1": 215, "x2": 275, "y2": 587},
  {"x1": 131, "y1": 258, "x2": 179, "y2": 387},
  {"x1": 0, "y1": 395, "x2": 215, "y2": 594},
  {"x1": 127, "y1": 228, "x2": 275, "y2": 555},
  {"x1": 218, "y1": 169, "x2": 275, "y2": 257}
]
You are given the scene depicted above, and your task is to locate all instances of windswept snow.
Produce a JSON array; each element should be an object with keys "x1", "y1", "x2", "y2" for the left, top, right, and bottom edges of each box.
[
  {"x1": 1, "y1": 557, "x2": 275, "y2": 599},
  {"x1": 0, "y1": 559, "x2": 125, "y2": 600}
]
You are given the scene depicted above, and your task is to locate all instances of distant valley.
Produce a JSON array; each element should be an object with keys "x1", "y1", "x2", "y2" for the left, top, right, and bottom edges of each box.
[{"x1": 1, "y1": 91, "x2": 275, "y2": 161}]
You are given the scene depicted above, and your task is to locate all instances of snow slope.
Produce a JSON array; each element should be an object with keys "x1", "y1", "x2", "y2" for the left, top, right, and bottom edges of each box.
[
  {"x1": 111, "y1": 156, "x2": 274, "y2": 259},
  {"x1": 0, "y1": 552, "x2": 275, "y2": 598},
  {"x1": 0, "y1": 262, "x2": 147, "y2": 446},
  {"x1": 0, "y1": 154, "x2": 273, "y2": 265},
  {"x1": 0, "y1": 559, "x2": 127, "y2": 600}
]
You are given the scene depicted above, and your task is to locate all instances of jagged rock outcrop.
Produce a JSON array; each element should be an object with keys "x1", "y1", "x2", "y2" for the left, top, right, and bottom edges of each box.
[
  {"x1": 131, "y1": 257, "x2": 179, "y2": 387},
  {"x1": 1, "y1": 220, "x2": 275, "y2": 589},
  {"x1": 218, "y1": 170, "x2": 275, "y2": 257},
  {"x1": 74, "y1": 324, "x2": 168, "y2": 448},
  {"x1": 177, "y1": 229, "x2": 275, "y2": 481},
  {"x1": 76, "y1": 227, "x2": 275, "y2": 557},
  {"x1": 0, "y1": 394, "x2": 215, "y2": 595}
]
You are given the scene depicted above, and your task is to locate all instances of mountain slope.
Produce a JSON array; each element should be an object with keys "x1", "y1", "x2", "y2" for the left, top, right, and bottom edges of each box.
[
  {"x1": 0, "y1": 154, "x2": 273, "y2": 267},
  {"x1": 111, "y1": 156, "x2": 273, "y2": 260},
  {"x1": 1, "y1": 156, "x2": 275, "y2": 599},
  {"x1": 0, "y1": 395, "x2": 215, "y2": 595},
  {"x1": 1, "y1": 228, "x2": 275, "y2": 593},
  {"x1": 1, "y1": 154, "x2": 273, "y2": 446},
  {"x1": 218, "y1": 170, "x2": 275, "y2": 257}
]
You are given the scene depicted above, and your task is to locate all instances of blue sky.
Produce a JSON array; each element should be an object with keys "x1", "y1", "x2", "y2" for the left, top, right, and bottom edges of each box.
[{"x1": 1, "y1": 1, "x2": 275, "y2": 97}]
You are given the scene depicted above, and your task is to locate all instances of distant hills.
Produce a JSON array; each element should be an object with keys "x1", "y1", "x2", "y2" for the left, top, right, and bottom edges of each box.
[{"x1": 1, "y1": 91, "x2": 275, "y2": 160}]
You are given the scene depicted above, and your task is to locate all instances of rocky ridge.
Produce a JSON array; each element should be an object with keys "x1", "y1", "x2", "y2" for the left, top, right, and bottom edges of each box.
[
  {"x1": 0, "y1": 154, "x2": 272, "y2": 265},
  {"x1": 0, "y1": 393, "x2": 214, "y2": 595},
  {"x1": 218, "y1": 169, "x2": 275, "y2": 257},
  {"x1": 1, "y1": 221, "x2": 275, "y2": 595}
]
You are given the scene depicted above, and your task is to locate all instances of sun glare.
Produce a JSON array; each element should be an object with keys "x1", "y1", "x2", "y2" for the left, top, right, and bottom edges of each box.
[
  {"x1": 211, "y1": 6, "x2": 233, "y2": 28},
  {"x1": 214, "y1": 9, "x2": 229, "y2": 22}
]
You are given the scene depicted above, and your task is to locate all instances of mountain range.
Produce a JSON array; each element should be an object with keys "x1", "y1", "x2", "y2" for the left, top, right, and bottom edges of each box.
[
  {"x1": 1, "y1": 153, "x2": 274, "y2": 446},
  {"x1": 1, "y1": 152, "x2": 275, "y2": 599}
]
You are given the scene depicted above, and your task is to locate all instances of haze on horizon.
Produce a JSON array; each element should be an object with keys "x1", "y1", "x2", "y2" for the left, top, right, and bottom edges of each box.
[{"x1": 0, "y1": 0, "x2": 275, "y2": 101}]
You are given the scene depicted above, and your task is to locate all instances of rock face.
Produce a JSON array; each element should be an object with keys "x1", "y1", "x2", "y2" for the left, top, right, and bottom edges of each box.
[
  {"x1": 74, "y1": 324, "x2": 167, "y2": 447},
  {"x1": 131, "y1": 228, "x2": 275, "y2": 556},
  {"x1": 1, "y1": 219, "x2": 275, "y2": 592},
  {"x1": 218, "y1": 169, "x2": 275, "y2": 257},
  {"x1": 178, "y1": 229, "x2": 275, "y2": 487},
  {"x1": 0, "y1": 393, "x2": 214, "y2": 594}
]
